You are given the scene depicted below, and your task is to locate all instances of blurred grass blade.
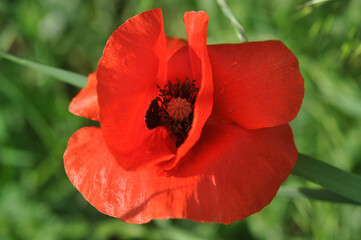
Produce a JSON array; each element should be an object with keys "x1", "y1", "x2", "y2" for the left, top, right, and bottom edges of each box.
[
  {"x1": 216, "y1": 0, "x2": 248, "y2": 42},
  {"x1": 278, "y1": 187, "x2": 360, "y2": 205},
  {"x1": 297, "y1": 0, "x2": 330, "y2": 9},
  {"x1": 0, "y1": 52, "x2": 87, "y2": 88},
  {"x1": 292, "y1": 154, "x2": 361, "y2": 204}
]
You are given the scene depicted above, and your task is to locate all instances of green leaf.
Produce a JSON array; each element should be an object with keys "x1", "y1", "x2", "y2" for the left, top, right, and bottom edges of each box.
[
  {"x1": 0, "y1": 52, "x2": 87, "y2": 88},
  {"x1": 278, "y1": 187, "x2": 360, "y2": 205},
  {"x1": 292, "y1": 154, "x2": 361, "y2": 204}
]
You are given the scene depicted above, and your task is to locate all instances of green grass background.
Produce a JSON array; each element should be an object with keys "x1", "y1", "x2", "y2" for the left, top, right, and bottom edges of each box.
[{"x1": 1, "y1": 0, "x2": 361, "y2": 239}]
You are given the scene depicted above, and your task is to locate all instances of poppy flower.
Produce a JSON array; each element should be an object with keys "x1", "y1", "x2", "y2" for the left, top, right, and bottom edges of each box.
[{"x1": 64, "y1": 9, "x2": 304, "y2": 224}]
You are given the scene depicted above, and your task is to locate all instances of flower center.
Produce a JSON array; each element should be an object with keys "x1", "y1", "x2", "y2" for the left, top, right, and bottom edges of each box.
[
  {"x1": 145, "y1": 79, "x2": 198, "y2": 147},
  {"x1": 166, "y1": 97, "x2": 192, "y2": 121}
]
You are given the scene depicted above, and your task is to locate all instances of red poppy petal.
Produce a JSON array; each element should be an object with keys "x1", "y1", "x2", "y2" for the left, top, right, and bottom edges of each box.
[
  {"x1": 164, "y1": 11, "x2": 213, "y2": 171},
  {"x1": 166, "y1": 36, "x2": 187, "y2": 60},
  {"x1": 97, "y1": 9, "x2": 175, "y2": 169},
  {"x1": 64, "y1": 123, "x2": 296, "y2": 224},
  {"x1": 165, "y1": 37, "x2": 189, "y2": 81},
  {"x1": 208, "y1": 41, "x2": 304, "y2": 129},
  {"x1": 69, "y1": 72, "x2": 99, "y2": 121},
  {"x1": 166, "y1": 46, "x2": 193, "y2": 82}
]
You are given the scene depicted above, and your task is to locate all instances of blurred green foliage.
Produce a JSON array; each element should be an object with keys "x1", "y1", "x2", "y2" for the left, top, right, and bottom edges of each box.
[{"x1": 0, "y1": 0, "x2": 361, "y2": 239}]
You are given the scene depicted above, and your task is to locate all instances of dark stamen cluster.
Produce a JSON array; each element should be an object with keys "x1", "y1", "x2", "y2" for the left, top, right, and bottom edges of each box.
[{"x1": 145, "y1": 78, "x2": 199, "y2": 147}]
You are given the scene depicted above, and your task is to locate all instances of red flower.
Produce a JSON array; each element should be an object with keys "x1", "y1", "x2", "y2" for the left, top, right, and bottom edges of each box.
[{"x1": 64, "y1": 9, "x2": 304, "y2": 224}]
